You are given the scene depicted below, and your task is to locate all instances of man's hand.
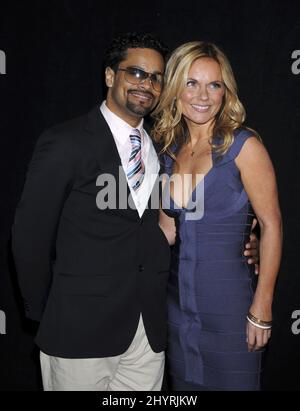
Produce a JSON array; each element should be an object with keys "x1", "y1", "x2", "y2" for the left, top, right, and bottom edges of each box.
[{"x1": 244, "y1": 218, "x2": 260, "y2": 275}]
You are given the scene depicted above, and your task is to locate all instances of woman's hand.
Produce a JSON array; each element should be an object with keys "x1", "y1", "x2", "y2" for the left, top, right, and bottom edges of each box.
[
  {"x1": 244, "y1": 219, "x2": 259, "y2": 274},
  {"x1": 246, "y1": 322, "x2": 271, "y2": 352},
  {"x1": 246, "y1": 303, "x2": 272, "y2": 352}
]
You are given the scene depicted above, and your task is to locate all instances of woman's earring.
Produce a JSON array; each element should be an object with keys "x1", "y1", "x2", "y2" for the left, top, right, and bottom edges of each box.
[{"x1": 172, "y1": 98, "x2": 177, "y2": 114}]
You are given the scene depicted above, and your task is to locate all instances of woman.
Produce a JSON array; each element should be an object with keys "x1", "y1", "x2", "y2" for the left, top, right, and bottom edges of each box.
[{"x1": 153, "y1": 41, "x2": 282, "y2": 391}]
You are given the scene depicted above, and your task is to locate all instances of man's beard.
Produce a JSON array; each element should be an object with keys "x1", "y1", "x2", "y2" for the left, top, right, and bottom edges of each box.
[
  {"x1": 126, "y1": 100, "x2": 152, "y2": 117},
  {"x1": 126, "y1": 90, "x2": 156, "y2": 117}
]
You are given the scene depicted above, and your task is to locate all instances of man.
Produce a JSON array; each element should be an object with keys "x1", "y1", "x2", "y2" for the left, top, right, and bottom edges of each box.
[{"x1": 12, "y1": 32, "x2": 258, "y2": 391}]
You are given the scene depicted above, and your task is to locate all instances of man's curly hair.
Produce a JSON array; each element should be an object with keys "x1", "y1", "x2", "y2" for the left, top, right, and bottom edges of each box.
[{"x1": 104, "y1": 32, "x2": 169, "y2": 71}]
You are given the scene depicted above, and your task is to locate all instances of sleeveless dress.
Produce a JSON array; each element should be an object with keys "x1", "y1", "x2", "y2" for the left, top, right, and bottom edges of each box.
[{"x1": 162, "y1": 129, "x2": 263, "y2": 391}]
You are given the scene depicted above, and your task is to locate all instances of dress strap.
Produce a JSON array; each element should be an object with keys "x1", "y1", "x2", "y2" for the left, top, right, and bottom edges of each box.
[
  {"x1": 229, "y1": 129, "x2": 256, "y2": 159},
  {"x1": 214, "y1": 128, "x2": 256, "y2": 166}
]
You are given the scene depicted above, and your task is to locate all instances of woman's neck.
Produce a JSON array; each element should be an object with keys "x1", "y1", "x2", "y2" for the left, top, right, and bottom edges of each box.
[{"x1": 187, "y1": 120, "x2": 215, "y2": 145}]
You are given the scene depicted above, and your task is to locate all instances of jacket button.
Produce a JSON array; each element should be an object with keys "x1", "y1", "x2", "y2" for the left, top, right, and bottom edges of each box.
[{"x1": 138, "y1": 265, "x2": 145, "y2": 272}]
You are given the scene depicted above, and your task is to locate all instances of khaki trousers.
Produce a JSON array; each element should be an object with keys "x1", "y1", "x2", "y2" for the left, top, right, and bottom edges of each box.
[{"x1": 40, "y1": 315, "x2": 165, "y2": 391}]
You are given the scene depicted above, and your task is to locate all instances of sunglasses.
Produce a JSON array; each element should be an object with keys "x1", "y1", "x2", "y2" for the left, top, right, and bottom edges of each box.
[{"x1": 116, "y1": 66, "x2": 163, "y2": 91}]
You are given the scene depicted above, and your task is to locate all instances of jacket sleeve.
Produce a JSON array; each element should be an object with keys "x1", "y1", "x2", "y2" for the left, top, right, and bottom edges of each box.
[{"x1": 12, "y1": 129, "x2": 76, "y2": 321}]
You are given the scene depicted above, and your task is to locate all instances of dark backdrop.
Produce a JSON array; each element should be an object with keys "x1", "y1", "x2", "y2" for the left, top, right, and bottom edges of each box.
[{"x1": 0, "y1": 0, "x2": 299, "y2": 391}]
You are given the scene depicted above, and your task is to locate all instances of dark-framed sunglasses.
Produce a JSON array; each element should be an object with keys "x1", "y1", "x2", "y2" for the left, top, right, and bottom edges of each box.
[{"x1": 116, "y1": 66, "x2": 163, "y2": 91}]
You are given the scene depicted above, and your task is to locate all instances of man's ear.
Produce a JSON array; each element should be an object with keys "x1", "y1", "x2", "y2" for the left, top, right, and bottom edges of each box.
[{"x1": 105, "y1": 67, "x2": 115, "y2": 88}]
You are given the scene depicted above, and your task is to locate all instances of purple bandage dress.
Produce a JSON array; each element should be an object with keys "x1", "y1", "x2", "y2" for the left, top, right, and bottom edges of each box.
[{"x1": 162, "y1": 129, "x2": 263, "y2": 391}]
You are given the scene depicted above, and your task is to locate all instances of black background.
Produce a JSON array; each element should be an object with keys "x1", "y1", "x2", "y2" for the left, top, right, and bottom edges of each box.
[{"x1": 0, "y1": 0, "x2": 299, "y2": 391}]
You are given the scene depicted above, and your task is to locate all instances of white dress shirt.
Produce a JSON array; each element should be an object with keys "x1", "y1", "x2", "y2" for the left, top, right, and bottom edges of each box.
[{"x1": 100, "y1": 101, "x2": 159, "y2": 217}]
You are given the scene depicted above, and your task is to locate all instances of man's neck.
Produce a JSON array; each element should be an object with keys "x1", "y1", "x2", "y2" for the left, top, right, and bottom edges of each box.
[{"x1": 105, "y1": 99, "x2": 142, "y2": 128}]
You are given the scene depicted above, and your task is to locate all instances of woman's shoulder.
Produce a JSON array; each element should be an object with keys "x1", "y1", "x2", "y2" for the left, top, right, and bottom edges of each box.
[
  {"x1": 213, "y1": 127, "x2": 259, "y2": 166},
  {"x1": 226, "y1": 128, "x2": 258, "y2": 160},
  {"x1": 234, "y1": 127, "x2": 258, "y2": 142},
  {"x1": 232, "y1": 127, "x2": 261, "y2": 158}
]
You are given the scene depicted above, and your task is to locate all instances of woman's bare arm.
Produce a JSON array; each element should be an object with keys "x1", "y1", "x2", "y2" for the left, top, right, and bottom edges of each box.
[
  {"x1": 236, "y1": 136, "x2": 283, "y2": 351},
  {"x1": 159, "y1": 209, "x2": 176, "y2": 245}
]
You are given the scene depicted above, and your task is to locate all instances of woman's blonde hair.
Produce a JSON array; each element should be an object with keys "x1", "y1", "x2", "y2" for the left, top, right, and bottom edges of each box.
[{"x1": 152, "y1": 41, "x2": 255, "y2": 157}]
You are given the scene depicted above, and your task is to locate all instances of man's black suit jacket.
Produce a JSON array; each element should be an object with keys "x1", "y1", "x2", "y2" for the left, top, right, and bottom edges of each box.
[{"x1": 12, "y1": 106, "x2": 171, "y2": 358}]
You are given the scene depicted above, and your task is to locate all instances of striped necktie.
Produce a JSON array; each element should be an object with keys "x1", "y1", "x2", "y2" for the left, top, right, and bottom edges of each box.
[{"x1": 127, "y1": 129, "x2": 145, "y2": 191}]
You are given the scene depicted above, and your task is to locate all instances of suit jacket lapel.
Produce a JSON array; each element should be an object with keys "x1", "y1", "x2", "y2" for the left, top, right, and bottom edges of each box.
[
  {"x1": 85, "y1": 106, "x2": 122, "y2": 175},
  {"x1": 85, "y1": 105, "x2": 139, "y2": 219}
]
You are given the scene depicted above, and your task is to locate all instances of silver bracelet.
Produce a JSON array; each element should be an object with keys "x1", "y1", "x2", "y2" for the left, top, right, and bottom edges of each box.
[{"x1": 246, "y1": 316, "x2": 272, "y2": 330}]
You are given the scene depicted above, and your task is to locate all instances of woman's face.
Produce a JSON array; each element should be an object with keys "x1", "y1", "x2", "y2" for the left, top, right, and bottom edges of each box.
[{"x1": 179, "y1": 57, "x2": 225, "y2": 129}]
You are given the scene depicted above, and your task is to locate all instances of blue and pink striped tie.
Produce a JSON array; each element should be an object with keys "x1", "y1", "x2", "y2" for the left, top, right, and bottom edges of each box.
[{"x1": 127, "y1": 129, "x2": 145, "y2": 191}]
